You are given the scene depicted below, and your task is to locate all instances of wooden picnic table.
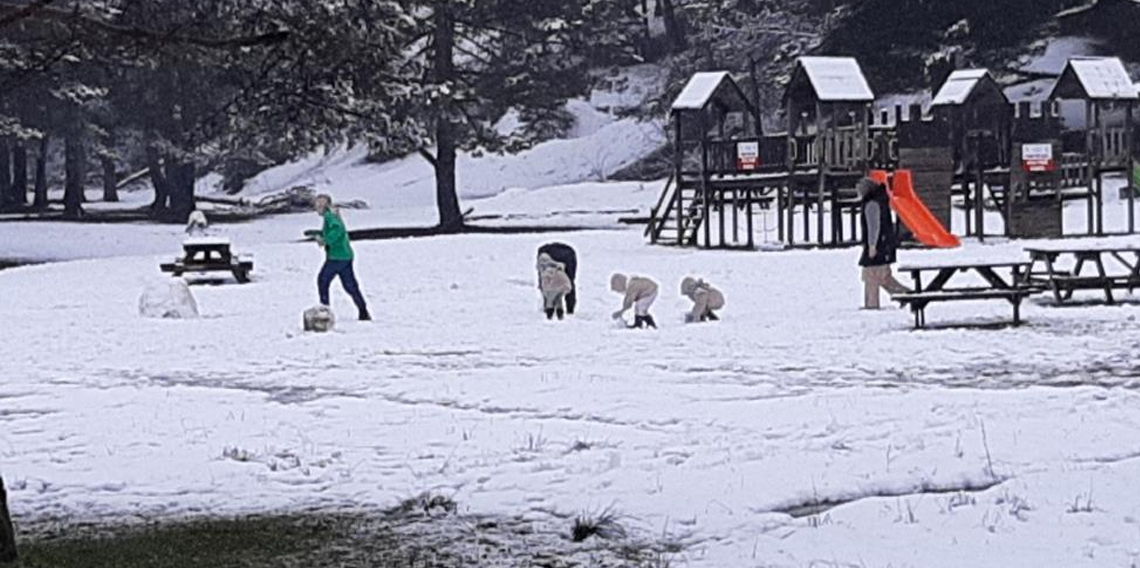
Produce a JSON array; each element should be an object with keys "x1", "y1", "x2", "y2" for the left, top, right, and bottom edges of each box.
[
  {"x1": 893, "y1": 260, "x2": 1041, "y2": 328},
  {"x1": 1024, "y1": 246, "x2": 1140, "y2": 304},
  {"x1": 160, "y1": 237, "x2": 253, "y2": 283}
]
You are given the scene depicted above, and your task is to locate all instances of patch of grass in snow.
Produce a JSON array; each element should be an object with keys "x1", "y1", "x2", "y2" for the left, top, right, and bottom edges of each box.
[
  {"x1": 17, "y1": 502, "x2": 678, "y2": 568},
  {"x1": 571, "y1": 506, "x2": 627, "y2": 543},
  {"x1": 15, "y1": 515, "x2": 349, "y2": 568}
]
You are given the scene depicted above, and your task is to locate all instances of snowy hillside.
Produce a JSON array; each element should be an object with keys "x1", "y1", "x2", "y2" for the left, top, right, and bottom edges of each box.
[{"x1": 207, "y1": 65, "x2": 666, "y2": 217}]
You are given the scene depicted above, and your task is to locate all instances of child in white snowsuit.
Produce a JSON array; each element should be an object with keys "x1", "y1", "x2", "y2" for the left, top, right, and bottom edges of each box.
[
  {"x1": 611, "y1": 273, "x2": 658, "y2": 329},
  {"x1": 537, "y1": 253, "x2": 573, "y2": 320},
  {"x1": 681, "y1": 277, "x2": 725, "y2": 323}
]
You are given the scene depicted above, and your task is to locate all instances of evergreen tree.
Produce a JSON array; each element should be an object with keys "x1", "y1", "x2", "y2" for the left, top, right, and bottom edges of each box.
[{"x1": 392, "y1": 0, "x2": 591, "y2": 230}]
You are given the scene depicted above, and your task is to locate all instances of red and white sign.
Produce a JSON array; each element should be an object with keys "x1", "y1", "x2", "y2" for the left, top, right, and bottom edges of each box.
[
  {"x1": 1022, "y1": 143, "x2": 1056, "y2": 173},
  {"x1": 737, "y1": 141, "x2": 760, "y2": 171}
]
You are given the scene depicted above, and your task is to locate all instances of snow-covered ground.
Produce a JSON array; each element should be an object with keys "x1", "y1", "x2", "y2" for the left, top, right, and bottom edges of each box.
[
  {"x1": 4, "y1": 182, "x2": 1140, "y2": 567},
  {"x1": 4, "y1": 60, "x2": 1140, "y2": 565}
]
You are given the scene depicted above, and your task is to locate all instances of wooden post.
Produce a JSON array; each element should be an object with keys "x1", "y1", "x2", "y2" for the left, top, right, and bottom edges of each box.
[
  {"x1": 1086, "y1": 100, "x2": 1096, "y2": 235},
  {"x1": 700, "y1": 128, "x2": 711, "y2": 248},
  {"x1": 675, "y1": 115, "x2": 683, "y2": 245},
  {"x1": 777, "y1": 182, "x2": 785, "y2": 243},
  {"x1": 746, "y1": 189, "x2": 755, "y2": 249},
  {"x1": 816, "y1": 101, "x2": 826, "y2": 244},
  {"x1": 1096, "y1": 101, "x2": 1107, "y2": 235},
  {"x1": 717, "y1": 187, "x2": 726, "y2": 247},
  {"x1": 975, "y1": 136, "x2": 985, "y2": 242},
  {"x1": 1128, "y1": 100, "x2": 1136, "y2": 234},
  {"x1": 730, "y1": 188, "x2": 738, "y2": 246},
  {"x1": 0, "y1": 477, "x2": 17, "y2": 563}
]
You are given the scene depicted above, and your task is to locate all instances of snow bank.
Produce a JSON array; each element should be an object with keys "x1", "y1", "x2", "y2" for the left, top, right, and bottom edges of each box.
[{"x1": 138, "y1": 278, "x2": 199, "y2": 319}]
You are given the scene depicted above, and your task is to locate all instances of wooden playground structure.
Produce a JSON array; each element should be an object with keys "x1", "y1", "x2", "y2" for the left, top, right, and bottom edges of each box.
[{"x1": 646, "y1": 56, "x2": 1139, "y2": 249}]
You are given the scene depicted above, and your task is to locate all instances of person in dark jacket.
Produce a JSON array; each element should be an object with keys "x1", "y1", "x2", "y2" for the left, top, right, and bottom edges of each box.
[
  {"x1": 857, "y1": 177, "x2": 909, "y2": 309},
  {"x1": 314, "y1": 194, "x2": 370, "y2": 321},
  {"x1": 536, "y1": 242, "x2": 578, "y2": 314}
]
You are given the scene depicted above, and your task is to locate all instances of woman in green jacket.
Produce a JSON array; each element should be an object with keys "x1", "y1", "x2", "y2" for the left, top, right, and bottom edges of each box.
[{"x1": 314, "y1": 194, "x2": 370, "y2": 320}]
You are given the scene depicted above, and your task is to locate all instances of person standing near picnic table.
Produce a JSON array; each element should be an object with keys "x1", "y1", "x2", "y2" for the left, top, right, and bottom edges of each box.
[
  {"x1": 314, "y1": 194, "x2": 371, "y2": 321},
  {"x1": 857, "y1": 177, "x2": 909, "y2": 309}
]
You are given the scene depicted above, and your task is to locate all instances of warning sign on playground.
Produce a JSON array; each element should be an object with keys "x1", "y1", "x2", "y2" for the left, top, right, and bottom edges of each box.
[
  {"x1": 1021, "y1": 144, "x2": 1056, "y2": 173},
  {"x1": 737, "y1": 141, "x2": 760, "y2": 171}
]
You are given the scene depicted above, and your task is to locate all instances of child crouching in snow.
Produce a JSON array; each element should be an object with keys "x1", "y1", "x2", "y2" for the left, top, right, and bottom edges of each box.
[
  {"x1": 611, "y1": 273, "x2": 658, "y2": 329},
  {"x1": 681, "y1": 277, "x2": 725, "y2": 323},
  {"x1": 537, "y1": 253, "x2": 573, "y2": 320}
]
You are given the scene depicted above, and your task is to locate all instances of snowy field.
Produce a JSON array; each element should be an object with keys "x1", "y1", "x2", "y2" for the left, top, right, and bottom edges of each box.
[
  {"x1": 4, "y1": 61, "x2": 1140, "y2": 566},
  {"x1": 3, "y1": 197, "x2": 1140, "y2": 566}
]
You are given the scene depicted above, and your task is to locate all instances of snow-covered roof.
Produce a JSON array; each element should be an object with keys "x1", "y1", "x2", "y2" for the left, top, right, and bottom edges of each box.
[
  {"x1": 1051, "y1": 57, "x2": 1139, "y2": 100},
  {"x1": 796, "y1": 57, "x2": 874, "y2": 102},
  {"x1": 672, "y1": 71, "x2": 730, "y2": 111},
  {"x1": 931, "y1": 69, "x2": 991, "y2": 106}
]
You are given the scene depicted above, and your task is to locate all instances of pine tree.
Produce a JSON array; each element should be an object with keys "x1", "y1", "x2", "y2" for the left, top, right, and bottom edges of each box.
[{"x1": 392, "y1": 0, "x2": 592, "y2": 230}]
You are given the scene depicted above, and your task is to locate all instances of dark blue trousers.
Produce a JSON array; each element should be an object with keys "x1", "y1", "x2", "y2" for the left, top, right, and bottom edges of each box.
[{"x1": 318, "y1": 260, "x2": 368, "y2": 313}]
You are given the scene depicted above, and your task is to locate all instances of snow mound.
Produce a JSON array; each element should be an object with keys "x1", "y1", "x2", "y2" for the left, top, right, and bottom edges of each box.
[{"x1": 139, "y1": 279, "x2": 199, "y2": 319}]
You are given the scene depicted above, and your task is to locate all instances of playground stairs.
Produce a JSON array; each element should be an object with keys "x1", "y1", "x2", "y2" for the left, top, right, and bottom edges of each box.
[{"x1": 646, "y1": 174, "x2": 707, "y2": 246}]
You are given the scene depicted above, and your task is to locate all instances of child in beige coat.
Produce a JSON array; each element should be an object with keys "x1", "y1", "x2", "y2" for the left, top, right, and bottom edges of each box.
[
  {"x1": 611, "y1": 273, "x2": 659, "y2": 329},
  {"x1": 681, "y1": 277, "x2": 725, "y2": 323}
]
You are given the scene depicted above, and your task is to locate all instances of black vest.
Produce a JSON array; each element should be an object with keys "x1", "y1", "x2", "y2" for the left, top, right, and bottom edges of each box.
[{"x1": 859, "y1": 186, "x2": 897, "y2": 266}]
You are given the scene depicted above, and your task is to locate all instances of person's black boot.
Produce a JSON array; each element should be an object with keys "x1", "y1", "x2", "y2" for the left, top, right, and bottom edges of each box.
[
  {"x1": 358, "y1": 308, "x2": 372, "y2": 321},
  {"x1": 545, "y1": 308, "x2": 555, "y2": 320},
  {"x1": 643, "y1": 314, "x2": 658, "y2": 329},
  {"x1": 630, "y1": 315, "x2": 643, "y2": 329},
  {"x1": 565, "y1": 290, "x2": 576, "y2": 315},
  {"x1": 556, "y1": 308, "x2": 565, "y2": 320},
  {"x1": 706, "y1": 311, "x2": 719, "y2": 322}
]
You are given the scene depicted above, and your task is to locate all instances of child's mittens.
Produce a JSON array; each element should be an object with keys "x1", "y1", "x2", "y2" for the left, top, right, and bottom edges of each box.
[{"x1": 611, "y1": 310, "x2": 624, "y2": 320}]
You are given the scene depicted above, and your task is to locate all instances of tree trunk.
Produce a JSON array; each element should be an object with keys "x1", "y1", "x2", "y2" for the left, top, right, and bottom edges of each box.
[
  {"x1": 0, "y1": 477, "x2": 17, "y2": 563},
  {"x1": 11, "y1": 143, "x2": 27, "y2": 207},
  {"x1": 167, "y1": 158, "x2": 195, "y2": 223},
  {"x1": 0, "y1": 139, "x2": 10, "y2": 208},
  {"x1": 660, "y1": 0, "x2": 686, "y2": 53},
  {"x1": 432, "y1": 1, "x2": 463, "y2": 231},
  {"x1": 64, "y1": 131, "x2": 85, "y2": 219},
  {"x1": 101, "y1": 155, "x2": 119, "y2": 202},
  {"x1": 147, "y1": 145, "x2": 170, "y2": 216},
  {"x1": 33, "y1": 137, "x2": 47, "y2": 209}
]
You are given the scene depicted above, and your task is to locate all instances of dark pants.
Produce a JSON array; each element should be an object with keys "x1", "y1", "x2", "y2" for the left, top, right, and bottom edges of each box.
[
  {"x1": 538, "y1": 243, "x2": 577, "y2": 314},
  {"x1": 318, "y1": 260, "x2": 368, "y2": 314}
]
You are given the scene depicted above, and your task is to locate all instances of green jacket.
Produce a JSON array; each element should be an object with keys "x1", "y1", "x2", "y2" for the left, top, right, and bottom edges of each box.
[{"x1": 321, "y1": 210, "x2": 354, "y2": 261}]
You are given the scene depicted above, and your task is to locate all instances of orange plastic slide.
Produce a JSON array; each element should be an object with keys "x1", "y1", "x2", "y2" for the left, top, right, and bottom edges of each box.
[{"x1": 869, "y1": 169, "x2": 961, "y2": 248}]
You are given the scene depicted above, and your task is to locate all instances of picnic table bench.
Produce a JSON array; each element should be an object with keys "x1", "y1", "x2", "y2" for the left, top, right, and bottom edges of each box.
[
  {"x1": 893, "y1": 261, "x2": 1042, "y2": 328},
  {"x1": 160, "y1": 237, "x2": 252, "y2": 283},
  {"x1": 1025, "y1": 246, "x2": 1140, "y2": 304}
]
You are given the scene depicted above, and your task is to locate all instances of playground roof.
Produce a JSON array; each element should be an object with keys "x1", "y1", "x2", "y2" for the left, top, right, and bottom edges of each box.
[
  {"x1": 931, "y1": 69, "x2": 994, "y2": 106},
  {"x1": 1049, "y1": 57, "x2": 1139, "y2": 100},
  {"x1": 671, "y1": 72, "x2": 731, "y2": 110},
  {"x1": 791, "y1": 57, "x2": 874, "y2": 102}
]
